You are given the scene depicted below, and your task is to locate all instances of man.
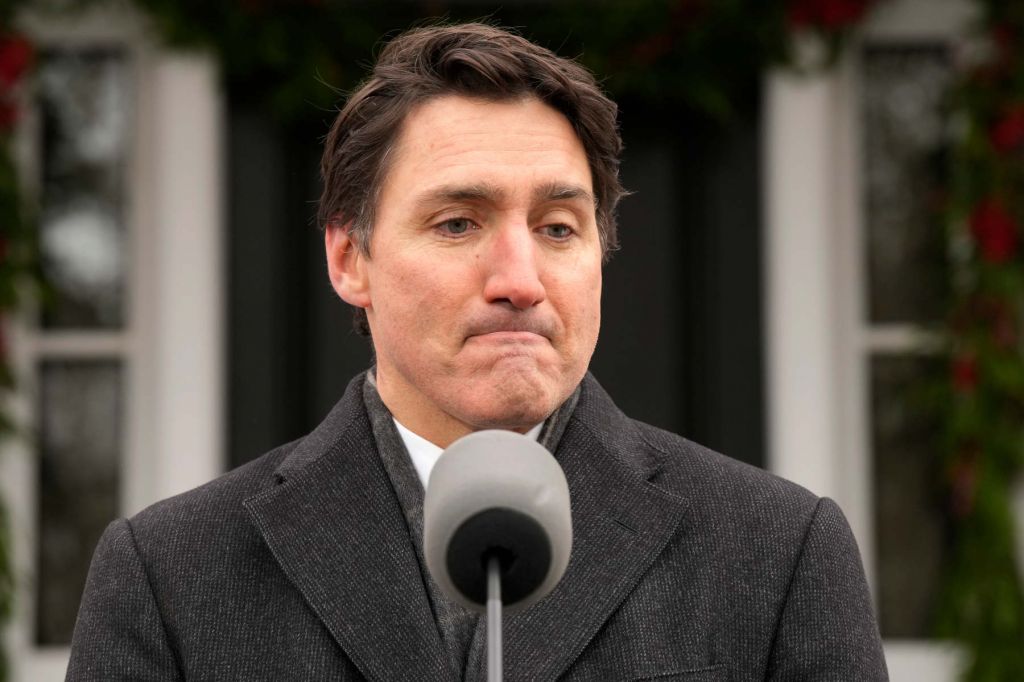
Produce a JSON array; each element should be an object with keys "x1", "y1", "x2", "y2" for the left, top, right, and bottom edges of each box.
[{"x1": 68, "y1": 23, "x2": 887, "y2": 681}]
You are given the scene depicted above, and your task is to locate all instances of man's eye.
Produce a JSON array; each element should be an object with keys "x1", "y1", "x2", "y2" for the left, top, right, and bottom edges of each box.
[
  {"x1": 438, "y1": 218, "x2": 475, "y2": 235},
  {"x1": 542, "y1": 224, "x2": 574, "y2": 240}
]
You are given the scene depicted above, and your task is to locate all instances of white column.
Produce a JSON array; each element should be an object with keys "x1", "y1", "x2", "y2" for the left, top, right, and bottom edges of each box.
[
  {"x1": 130, "y1": 52, "x2": 224, "y2": 511},
  {"x1": 763, "y1": 68, "x2": 844, "y2": 501}
]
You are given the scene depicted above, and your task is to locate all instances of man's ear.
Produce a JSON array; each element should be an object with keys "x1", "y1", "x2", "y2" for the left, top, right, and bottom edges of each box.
[{"x1": 325, "y1": 222, "x2": 371, "y2": 309}]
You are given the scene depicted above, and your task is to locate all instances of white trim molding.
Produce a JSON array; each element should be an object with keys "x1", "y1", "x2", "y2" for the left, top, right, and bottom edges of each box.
[
  {"x1": 129, "y1": 51, "x2": 224, "y2": 513},
  {"x1": 763, "y1": 65, "x2": 849, "y2": 504}
]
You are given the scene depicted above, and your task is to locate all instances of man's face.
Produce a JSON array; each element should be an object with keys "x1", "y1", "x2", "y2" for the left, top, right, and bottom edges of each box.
[{"x1": 328, "y1": 95, "x2": 602, "y2": 447}]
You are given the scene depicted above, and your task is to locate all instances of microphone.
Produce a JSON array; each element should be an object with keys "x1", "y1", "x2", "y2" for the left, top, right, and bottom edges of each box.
[{"x1": 423, "y1": 429, "x2": 572, "y2": 614}]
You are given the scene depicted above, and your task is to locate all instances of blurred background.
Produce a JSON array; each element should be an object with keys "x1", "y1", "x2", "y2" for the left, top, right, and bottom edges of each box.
[{"x1": 1, "y1": 0, "x2": 1022, "y2": 679}]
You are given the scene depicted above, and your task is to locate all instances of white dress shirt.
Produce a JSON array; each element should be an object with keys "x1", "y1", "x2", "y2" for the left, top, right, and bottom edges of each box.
[{"x1": 393, "y1": 419, "x2": 544, "y2": 489}]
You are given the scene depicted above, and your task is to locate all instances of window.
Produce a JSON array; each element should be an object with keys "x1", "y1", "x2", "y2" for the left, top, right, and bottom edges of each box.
[
  {"x1": 861, "y1": 44, "x2": 950, "y2": 640},
  {"x1": 33, "y1": 47, "x2": 132, "y2": 647}
]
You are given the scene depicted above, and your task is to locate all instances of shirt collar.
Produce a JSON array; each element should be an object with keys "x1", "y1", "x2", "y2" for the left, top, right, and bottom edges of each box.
[{"x1": 393, "y1": 418, "x2": 544, "y2": 489}]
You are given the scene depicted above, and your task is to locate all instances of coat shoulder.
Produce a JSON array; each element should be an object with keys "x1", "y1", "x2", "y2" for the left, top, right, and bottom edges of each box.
[
  {"x1": 631, "y1": 419, "x2": 823, "y2": 527},
  {"x1": 127, "y1": 438, "x2": 300, "y2": 547},
  {"x1": 128, "y1": 372, "x2": 370, "y2": 542},
  {"x1": 575, "y1": 374, "x2": 823, "y2": 527}
]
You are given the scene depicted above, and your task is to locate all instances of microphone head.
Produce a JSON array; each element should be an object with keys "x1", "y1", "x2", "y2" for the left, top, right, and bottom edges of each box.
[{"x1": 423, "y1": 430, "x2": 572, "y2": 614}]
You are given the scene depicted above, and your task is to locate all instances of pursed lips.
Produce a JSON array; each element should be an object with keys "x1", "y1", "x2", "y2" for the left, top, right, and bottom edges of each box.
[
  {"x1": 470, "y1": 330, "x2": 546, "y2": 343},
  {"x1": 463, "y1": 318, "x2": 556, "y2": 343}
]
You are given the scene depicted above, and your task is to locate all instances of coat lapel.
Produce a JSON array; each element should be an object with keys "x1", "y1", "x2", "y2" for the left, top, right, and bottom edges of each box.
[
  {"x1": 485, "y1": 376, "x2": 691, "y2": 682},
  {"x1": 243, "y1": 376, "x2": 456, "y2": 682}
]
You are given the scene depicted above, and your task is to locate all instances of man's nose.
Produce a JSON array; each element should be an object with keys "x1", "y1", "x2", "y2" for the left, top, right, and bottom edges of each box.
[{"x1": 482, "y1": 223, "x2": 546, "y2": 309}]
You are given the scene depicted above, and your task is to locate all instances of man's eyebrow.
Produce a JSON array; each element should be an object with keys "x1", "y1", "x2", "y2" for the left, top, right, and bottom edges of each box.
[
  {"x1": 414, "y1": 183, "x2": 508, "y2": 207},
  {"x1": 533, "y1": 182, "x2": 595, "y2": 206},
  {"x1": 414, "y1": 182, "x2": 595, "y2": 208}
]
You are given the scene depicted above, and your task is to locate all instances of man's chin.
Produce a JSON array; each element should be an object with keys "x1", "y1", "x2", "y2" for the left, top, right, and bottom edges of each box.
[
  {"x1": 450, "y1": 374, "x2": 566, "y2": 432},
  {"x1": 463, "y1": 410, "x2": 551, "y2": 434}
]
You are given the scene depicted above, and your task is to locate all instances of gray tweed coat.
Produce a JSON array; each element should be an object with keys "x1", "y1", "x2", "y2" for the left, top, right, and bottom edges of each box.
[{"x1": 67, "y1": 373, "x2": 887, "y2": 681}]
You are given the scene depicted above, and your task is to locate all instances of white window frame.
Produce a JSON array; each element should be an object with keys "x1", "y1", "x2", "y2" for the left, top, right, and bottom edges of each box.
[
  {"x1": 0, "y1": 4, "x2": 224, "y2": 680},
  {"x1": 764, "y1": 0, "x2": 982, "y2": 678}
]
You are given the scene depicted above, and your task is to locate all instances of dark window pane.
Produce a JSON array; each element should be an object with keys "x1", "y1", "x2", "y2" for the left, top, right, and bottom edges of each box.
[
  {"x1": 36, "y1": 360, "x2": 122, "y2": 645},
  {"x1": 871, "y1": 354, "x2": 947, "y2": 637},
  {"x1": 38, "y1": 50, "x2": 131, "y2": 329},
  {"x1": 862, "y1": 46, "x2": 951, "y2": 325}
]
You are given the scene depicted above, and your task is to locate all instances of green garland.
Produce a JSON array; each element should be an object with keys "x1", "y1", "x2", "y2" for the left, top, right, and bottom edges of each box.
[
  {"x1": 110, "y1": 0, "x2": 876, "y2": 122},
  {"x1": 938, "y1": 1, "x2": 1024, "y2": 679}
]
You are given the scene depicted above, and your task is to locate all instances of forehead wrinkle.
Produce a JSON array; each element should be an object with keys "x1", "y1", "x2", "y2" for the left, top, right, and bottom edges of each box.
[{"x1": 424, "y1": 139, "x2": 577, "y2": 168}]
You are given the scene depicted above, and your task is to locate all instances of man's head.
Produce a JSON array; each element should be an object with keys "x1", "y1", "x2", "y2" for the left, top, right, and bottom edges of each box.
[
  {"x1": 321, "y1": 23, "x2": 624, "y2": 447},
  {"x1": 320, "y1": 23, "x2": 624, "y2": 269}
]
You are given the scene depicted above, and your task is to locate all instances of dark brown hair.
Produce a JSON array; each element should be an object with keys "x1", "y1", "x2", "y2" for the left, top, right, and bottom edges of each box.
[{"x1": 319, "y1": 22, "x2": 625, "y2": 333}]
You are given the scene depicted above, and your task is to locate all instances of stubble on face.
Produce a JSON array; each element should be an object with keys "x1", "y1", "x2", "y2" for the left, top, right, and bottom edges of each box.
[{"x1": 358, "y1": 95, "x2": 603, "y2": 447}]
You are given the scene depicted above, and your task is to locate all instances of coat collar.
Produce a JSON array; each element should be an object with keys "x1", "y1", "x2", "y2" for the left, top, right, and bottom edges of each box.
[
  {"x1": 479, "y1": 375, "x2": 690, "y2": 681},
  {"x1": 245, "y1": 373, "x2": 689, "y2": 682},
  {"x1": 244, "y1": 373, "x2": 457, "y2": 682}
]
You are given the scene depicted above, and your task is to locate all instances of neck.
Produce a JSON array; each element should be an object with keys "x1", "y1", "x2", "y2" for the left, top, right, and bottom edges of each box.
[{"x1": 372, "y1": 368, "x2": 533, "y2": 449}]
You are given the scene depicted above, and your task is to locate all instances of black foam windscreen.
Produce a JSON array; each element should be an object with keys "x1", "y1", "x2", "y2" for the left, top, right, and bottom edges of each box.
[{"x1": 446, "y1": 507, "x2": 552, "y2": 606}]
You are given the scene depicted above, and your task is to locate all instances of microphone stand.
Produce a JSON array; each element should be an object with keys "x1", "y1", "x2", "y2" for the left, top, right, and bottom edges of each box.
[{"x1": 487, "y1": 556, "x2": 503, "y2": 682}]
